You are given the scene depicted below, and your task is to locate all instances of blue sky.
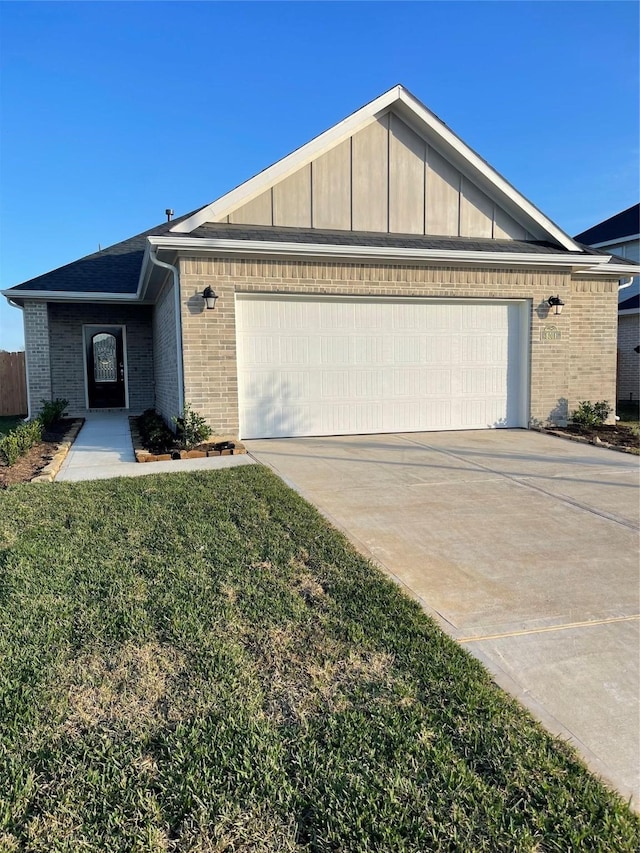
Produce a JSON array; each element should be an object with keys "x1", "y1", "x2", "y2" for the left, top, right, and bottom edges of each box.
[{"x1": 1, "y1": 0, "x2": 638, "y2": 350}]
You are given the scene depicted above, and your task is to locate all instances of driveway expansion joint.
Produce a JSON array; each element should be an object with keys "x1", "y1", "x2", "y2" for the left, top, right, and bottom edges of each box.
[
  {"x1": 396, "y1": 433, "x2": 640, "y2": 531},
  {"x1": 458, "y1": 614, "x2": 640, "y2": 644}
]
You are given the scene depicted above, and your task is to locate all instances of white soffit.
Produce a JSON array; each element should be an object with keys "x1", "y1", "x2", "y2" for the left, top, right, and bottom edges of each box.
[{"x1": 171, "y1": 85, "x2": 581, "y2": 252}]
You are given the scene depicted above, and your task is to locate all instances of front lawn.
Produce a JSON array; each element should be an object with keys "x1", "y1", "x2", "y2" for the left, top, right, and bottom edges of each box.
[{"x1": 1, "y1": 467, "x2": 638, "y2": 851}]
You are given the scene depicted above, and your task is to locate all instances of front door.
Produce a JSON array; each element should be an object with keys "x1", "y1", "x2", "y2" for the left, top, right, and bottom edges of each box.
[{"x1": 86, "y1": 327, "x2": 126, "y2": 408}]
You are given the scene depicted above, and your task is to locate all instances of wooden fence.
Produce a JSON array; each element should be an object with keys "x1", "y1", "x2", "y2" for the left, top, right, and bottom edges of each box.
[{"x1": 0, "y1": 351, "x2": 27, "y2": 416}]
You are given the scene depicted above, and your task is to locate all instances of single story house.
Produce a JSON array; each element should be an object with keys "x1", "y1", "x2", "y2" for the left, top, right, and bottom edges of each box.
[
  {"x1": 4, "y1": 86, "x2": 639, "y2": 439},
  {"x1": 574, "y1": 204, "x2": 640, "y2": 404}
]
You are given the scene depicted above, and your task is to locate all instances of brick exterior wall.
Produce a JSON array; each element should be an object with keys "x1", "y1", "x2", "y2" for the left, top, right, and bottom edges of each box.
[
  {"x1": 617, "y1": 312, "x2": 640, "y2": 402},
  {"x1": 152, "y1": 280, "x2": 181, "y2": 424},
  {"x1": 177, "y1": 256, "x2": 619, "y2": 436},
  {"x1": 569, "y1": 280, "x2": 619, "y2": 417},
  {"x1": 23, "y1": 301, "x2": 52, "y2": 416},
  {"x1": 47, "y1": 303, "x2": 154, "y2": 414}
]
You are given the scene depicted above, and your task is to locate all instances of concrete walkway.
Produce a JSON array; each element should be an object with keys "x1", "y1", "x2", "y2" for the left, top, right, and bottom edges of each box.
[
  {"x1": 247, "y1": 430, "x2": 640, "y2": 806},
  {"x1": 56, "y1": 413, "x2": 254, "y2": 482}
]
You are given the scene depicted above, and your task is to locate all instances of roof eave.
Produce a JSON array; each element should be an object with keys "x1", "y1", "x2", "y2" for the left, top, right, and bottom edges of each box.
[
  {"x1": 1, "y1": 289, "x2": 144, "y2": 304},
  {"x1": 573, "y1": 263, "x2": 640, "y2": 277},
  {"x1": 148, "y1": 235, "x2": 608, "y2": 270}
]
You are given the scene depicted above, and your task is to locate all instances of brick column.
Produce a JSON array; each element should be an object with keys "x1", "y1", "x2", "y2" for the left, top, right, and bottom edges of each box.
[{"x1": 23, "y1": 301, "x2": 52, "y2": 417}]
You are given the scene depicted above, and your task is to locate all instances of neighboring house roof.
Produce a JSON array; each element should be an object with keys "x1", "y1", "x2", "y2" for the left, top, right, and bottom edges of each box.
[{"x1": 574, "y1": 204, "x2": 640, "y2": 245}]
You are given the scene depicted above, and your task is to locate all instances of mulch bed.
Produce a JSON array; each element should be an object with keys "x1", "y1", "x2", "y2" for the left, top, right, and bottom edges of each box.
[
  {"x1": 129, "y1": 415, "x2": 246, "y2": 463},
  {"x1": 0, "y1": 419, "x2": 82, "y2": 488},
  {"x1": 542, "y1": 423, "x2": 639, "y2": 453}
]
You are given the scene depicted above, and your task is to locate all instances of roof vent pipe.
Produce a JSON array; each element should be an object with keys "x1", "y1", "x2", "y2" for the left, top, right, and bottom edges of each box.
[{"x1": 165, "y1": 208, "x2": 174, "y2": 222}]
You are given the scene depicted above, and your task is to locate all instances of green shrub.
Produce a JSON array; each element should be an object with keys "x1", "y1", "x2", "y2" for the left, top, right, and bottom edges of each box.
[
  {"x1": 0, "y1": 419, "x2": 43, "y2": 466},
  {"x1": 39, "y1": 398, "x2": 69, "y2": 428},
  {"x1": 0, "y1": 432, "x2": 20, "y2": 466},
  {"x1": 571, "y1": 400, "x2": 612, "y2": 428},
  {"x1": 173, "y1": 403, "x2": 212, "y2": 450},
  {"x1": 137, "y1": 409, "x2": 175, "y2": 454}
]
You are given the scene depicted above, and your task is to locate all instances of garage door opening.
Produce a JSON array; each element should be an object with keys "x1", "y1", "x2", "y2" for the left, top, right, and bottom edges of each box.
[{"x1": 236, "y1": 294, "x2": 530, "y2": 439}]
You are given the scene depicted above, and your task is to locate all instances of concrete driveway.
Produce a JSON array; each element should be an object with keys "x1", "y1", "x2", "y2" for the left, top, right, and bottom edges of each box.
[{"x1": 247, "y1": 429, "x2": 640, "y2": 805}]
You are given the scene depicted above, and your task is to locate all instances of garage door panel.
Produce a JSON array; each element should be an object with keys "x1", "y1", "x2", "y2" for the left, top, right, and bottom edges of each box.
[{"x1": 236, "y1": 296, "x2": 527, "y2": 438}]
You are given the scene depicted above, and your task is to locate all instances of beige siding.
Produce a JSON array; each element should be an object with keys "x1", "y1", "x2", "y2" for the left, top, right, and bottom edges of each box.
[
  {"x1": 273, "y1": 166, "x2": 311, "y2": 228},
  {"x1": 216, "y1": 110, "x2": 532, "y2": 240},
  {"x1": 425, "y1": 146, "x2": 460, "y2": 236},
  {"x1": 312, "y1": 140, "x2": 351, "y2": 230},
  {"x1": 460, "y1": 178, "x2": 493, "y2": 238},
  {"x1": 349, "y1": 116, "x2": 390, "y2": 232},
  {"x1": 494, "y1": 207, "x2": 528, "y2": 240},
  {"x1": 178, "y1": 256, "x2": 617, "y2": 436},
  {"x1": 229, "y1": 189, "x2": 272, "y2": 225},
  {"x1": 389, "y1": 114, "x2": 425, "y2": 234}
]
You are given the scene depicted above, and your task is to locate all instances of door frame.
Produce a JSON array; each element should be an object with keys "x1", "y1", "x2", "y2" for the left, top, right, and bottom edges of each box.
[{"x1": 82, "y1": 324, "x2": 129, "y2": 409}]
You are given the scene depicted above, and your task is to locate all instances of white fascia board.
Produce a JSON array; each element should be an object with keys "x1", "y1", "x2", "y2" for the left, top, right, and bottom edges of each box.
[
  {"x1": 1, "y1": 289, "x2": 142, "y2": 302},
  {"x1": 574, "y1": 263, "x2": 640, "y2": 276},
  {"x1": 171, "y1": 86, "x2": 402, "y2": 234},
  {"x1": 148, "y1": 235, "x2": 606, "y2": 270},
  {"x1": 589, "y1": 235, "x2": 640, "y2": 248},
  {"x1": 136, "y1": 243, "x2": 153, "y2": 299},
  {"x1": 618, "y1": 307, "x2": 640, "y2": 316}
]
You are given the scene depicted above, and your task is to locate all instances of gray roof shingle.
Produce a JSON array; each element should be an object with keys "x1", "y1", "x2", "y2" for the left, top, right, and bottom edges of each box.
[
  {"x1": 6, "y1": 210, "x2": 201, "y2": 295},
  {"x1": 190, "y1": 223, "x2": 576, "y2": 255}
]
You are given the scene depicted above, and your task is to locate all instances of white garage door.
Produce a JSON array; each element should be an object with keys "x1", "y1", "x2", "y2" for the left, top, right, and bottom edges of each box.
[{"x1": 236, "y1": 295, "x2": 528, "y2": 439}]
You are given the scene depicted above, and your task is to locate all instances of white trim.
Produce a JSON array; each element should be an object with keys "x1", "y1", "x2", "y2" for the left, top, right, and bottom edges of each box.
[
  {"x1": 588, "y1": 234, "x2": 640, "y2": 248},
  {"x1": 171, "y1": 84, "x2": 581, "y2": 252},
  {"x1": 1, "y1": 289, "x2": 142, "y2": 302},
  {"x1": 148, "y1": 235, "x2": 607, "y2": 270},
  {"x1": 618, "y1": 307, "x2": 640, "y2": 316},
  {"x1": 82, "y1": 324, "x2": 129, "y2": 410},
  {"x1": 574, "y1": 263, "x2": 640, "y2": 276}
]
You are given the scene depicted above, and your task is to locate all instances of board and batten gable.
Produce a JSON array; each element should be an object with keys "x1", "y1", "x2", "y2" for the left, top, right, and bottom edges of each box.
[{"x1": 219, "y1": 112, "x2": 530, "y2": 240}]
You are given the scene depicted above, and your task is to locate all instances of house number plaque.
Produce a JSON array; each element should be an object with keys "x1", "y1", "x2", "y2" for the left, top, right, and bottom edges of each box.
[{"x1": 541, "y1": 325, "x2": 561, "y2": 341}]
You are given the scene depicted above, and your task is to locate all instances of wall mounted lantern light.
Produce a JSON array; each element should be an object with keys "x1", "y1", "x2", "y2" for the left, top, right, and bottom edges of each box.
[
  {"x1": 202, "y1": 286, "x2": 219, "y2": 310},
  {"x1": 547, "y1": 295, "x2": 565, "y2": 316}
]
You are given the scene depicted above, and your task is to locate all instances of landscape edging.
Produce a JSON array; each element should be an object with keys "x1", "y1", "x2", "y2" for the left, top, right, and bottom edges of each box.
[
  {"x1": 128, "y1": 416, "x2": 246, "y2": 463},
  {"x1": 30, "y1": 419, "x2": 86, "y2": 483}
]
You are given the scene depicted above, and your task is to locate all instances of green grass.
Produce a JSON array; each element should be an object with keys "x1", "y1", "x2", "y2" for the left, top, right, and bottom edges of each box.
[
  {"x1": 0, "y1": 415, "x2": 25, "y2": 437},
  {"x1": 0, "y1": 467, "x2": 638, "y2": 852}
]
